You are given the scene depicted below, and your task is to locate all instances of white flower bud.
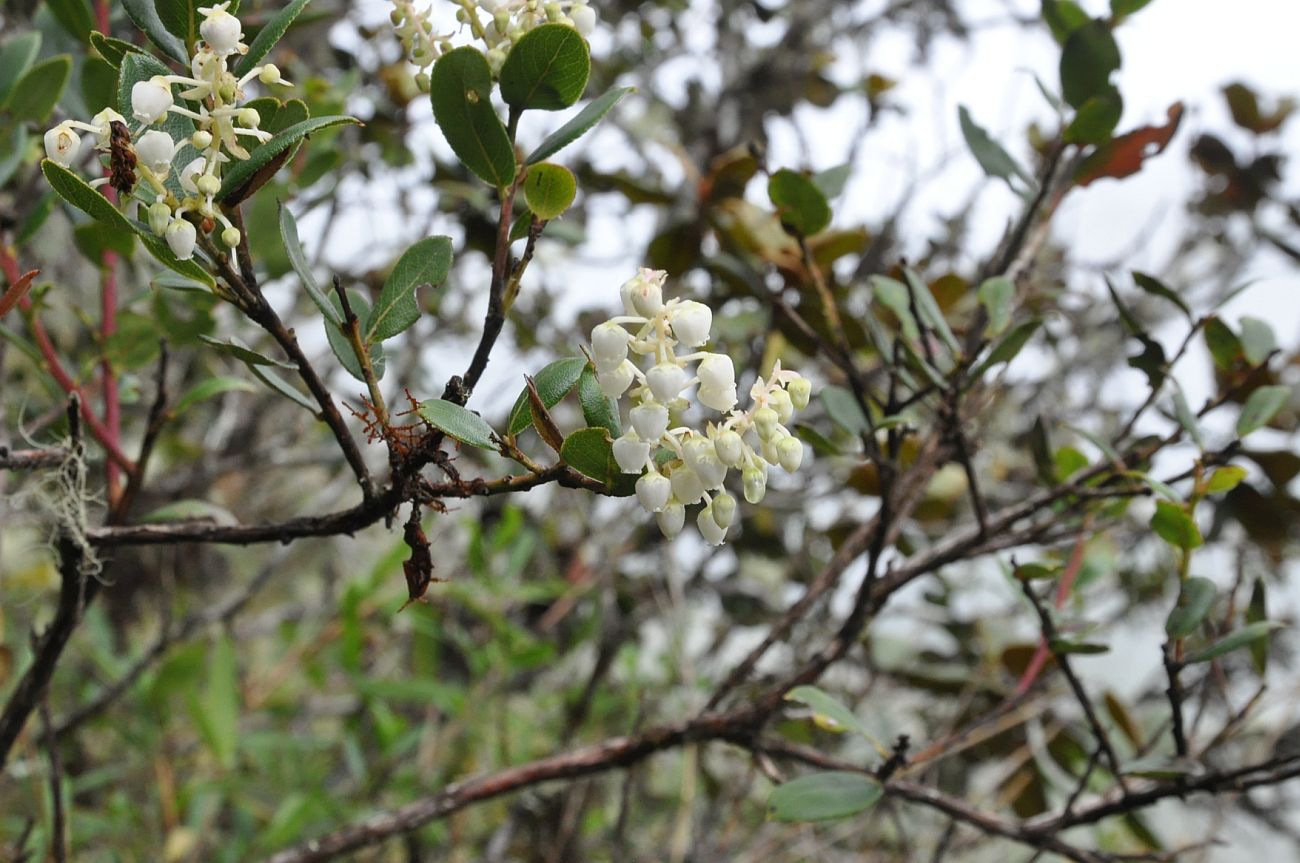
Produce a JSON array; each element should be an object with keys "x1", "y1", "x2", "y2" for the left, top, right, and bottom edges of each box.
[
  {"x1": 635, "y1": 471, "x2": 672, "y2": 513},
  {"x1": 191, "y1": 130, "x2": 214, "y2": 150},
  {"x1": 743, "y1": 465, "x2": 767, "y2": 504},
  {"x1": 787, "y1": 376, "x2": 811, "y2": 410},
  {"x1": 597, "y1": 360, "x2": 635, "y2": 398},
  {"x1": 132, "y1": 78, "x2": 174, "y2": 125},
  {"x1": 179, "y1": 157, "x2": 206, "y2": 194},
  {"x1": 620, "y1": 268, "x2": 666, "y2": 317},
  {"x1": 196, "y1": 173, "x2": 221, "y2": 197},
  {"x1": 221, "y1": 226, "x2": 241, "y2": 247},
  {"x1": 754, "y1": 406, "x2": 779, "y2": 441},
  {"x1": 646, "y1": 362, "x2": 688, "y2": 403},
  {"x1": 258, "y1": 64, "x2": 281, "y2": 85},
  {"x1": 165, "y1": 219, "x2": 197, "y2": 260},
  {"x1": 570, "y1": 3, "x2": 597, "y2": 35},
  {"x1": 200, "y1": 7, "x2": 244, "y2": 54},
  {"x1": 711, "y1": 492, "x2": 737, "y2": 529},
  {"x1": 696, "y1": 353, "x2": 737, "y2": 411},
  {"x1": 657, "y1": 500, "x2": 685, "y2": 538},
  {"x1": 777, "y1": 436, "x2": 804, "y2": 472},
  {"x1": 670, "y1": 301, "x2": 711, "y2": 347},
  {"x1": 238, "y1": 107, "x2": 261, "y2": 128},
  {"x1": 630, "y1": 401, "x2": 669, "y2": 442},
  {"x1": 487, "y1": 48, "x2": 507, "y2": 75},
  {"x1": 43, "y1": 124, "x2": 81, "y2": 166},
  {"x1": 591, "y1": 322, "x2": 630, "y2": 372},
  {"x1": 683, "y1": 436, "x2": 727, "y2": 488},
  {"x1": 669, "y1": 464, "x2": 705, "y2": 505},
  {"x1": 697, "y1": 505, "x2": 727, "y2": 546},
  {"x1": 714, "y1": 429, "x2": 745, "y2": 467},
  {"x1": 135, "y1": 130, "x2": 176, "y2": 174},
  {"x1": 148, "y1": 201, "x2": 172, "y2": 236},
  {"x1": 769, "y1": 387, "x2": 794, "y2": 424},
  {"x1": 612, "y1": 433, "x2": 651, "y2": 473}
]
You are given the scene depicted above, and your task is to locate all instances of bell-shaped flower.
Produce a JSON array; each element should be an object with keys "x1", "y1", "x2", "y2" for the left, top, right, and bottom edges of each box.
[
  {"x1": 646, "y1": 362, "x2": 688, "y2": 403},
  {"x1": 165, "y1": 218, "x2": 198, "y2": 260},
  {"x1": 711, "y1": 492, "x2": 737, "y2": 529},
  {"x1": 570, "y1": 3, "x2": 597, "y2": 36},
  {"x1": 620, "y1": 268, "x2": 666, "y2": 317},
  {"x1": 769, "y1": 387, "x2": 795, "y2": 424},
  {"x1": 742, "y1": 464, "x2": 767, "y2": 504},
  {"x1": 777, "y1": 436, "x2": 804, "y2": 472},
  {"x1": 657, "y1": 500, "x2": 685, "y2": 538},
  {"x1": 612, "y1": 432, "x2": 651, "y2": 473},
  {"x1": 683, "y1": 436, "x2": 727, "y2": 489},
  {"x1": 591, "y1": 322, "x2": 630, "y2": 372},
  {"x1": 696, "y1": 353, "x2": 737, "y2": 411},
  {"x1": 43, "y1": 124, "x2": 81, "y2": 166},
  {"x1": 132, "y1": 78, "x2": 174, "y2": 125},
  {"x1": 597, "y1": 359, "x2": 636, "y2": 399},
  {"x1": 630, "y1": 400, "x2": 669, "y2": 442},
  {"x1": 670, "y1": 301, "x2": 711, "y2": 347},
  {"x1": 669, "y1": 464, "x2": 705, "y2": 505},
  {"x1": 199, "y1": 3, "x2": 245, "y2": 55},
  {"x1": 754, "y1": 406, "x2": 779, "y2": 441},
  {"x1": 179, "y1": 157, "x2": 207, "y2": 194},
  {"x1": 787, "y1": 376, "x2": 811, "y2": 410},
  {"x1": 148, "y1": 202, "x2": 172, "y2": 236},
  {"x1": 713, "y1": 429, "x2": 745, "y2": 467},
  {"x1": 697, "y1": 505, "x2": 727, "y2": 546},
  {"x1": 135, "y1": 130, "x2": 176, "y2": 175},
  {"x1": 635, "y1": 471, "x2": 671, "y2": 513}
]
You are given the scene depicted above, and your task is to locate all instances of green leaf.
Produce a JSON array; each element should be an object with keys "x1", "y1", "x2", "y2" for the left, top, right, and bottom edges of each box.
[
  {"x1": 1060, "y1": 19, "x2": 1121, "y2": 109},
  {"x1": 0, "y1": 125, "x2": 29, "y2": 188},
  {"x1": 217, "y1": 116, "x2": 360, "y2": 203},
  {"x1": 1170, "y1": 380, "x2": 1204, "y2": 451},
  {"x1": 768, "y1": 168, "x2": 832, "y2": 237},
  {"x1": 977, "y1": 276, "x2": 1014, "y2": 338},
  {"x1": 958, "y1": 105, "x2": 1036, "y2": 193},
  {"x1": 1238, "y1": 316, "x2": 1277, "y2": 366},
  {"x1": 871, "y1": 275, "x2": 919, "y2": 343},
  {"x1": 89, "y1": 31, "x2": 145, "y2": 69},
  {"x1": 1166, "y1": 577, "x2": 1215, "y2": 638},
  {"x1": 507, "y1": 357, "x2": 587, "y2": 436},
  {"x1": 278, "y1": 203, "x2": 340, "y2": 325},
  {"x1": 768, "y1": 771, "x2": 883, "y2": 822},
  {"x1": 199, "y1": 334, "x2": 292, "y2": 368},
  {"x1": 1042, "y1": 0, "x2": 1089, "y2": 44},
  {"x1": 236, "y1": 0, "x2": 312, "y2": 76},
  {"x1": 560, "y1": 427, "x2": 615, "y2": 482},
  {"x1": 1123, "y1": 755, "x2": 1199, "y2": 780},
  {"x1": 1150, "y1": 500, "x2": 1202, "y2": 550},
  {"x1": 1185, "y1": 621, "x2": 1284, "y2": 665},
  {"x1": 969, "y1": 319, "x2": 1042, "y2": 378},
  {"x1": 1247, "y1": 579, "x2": 1268, "y2": 675},
  {"x1": 430, "y1": 47, "x2": 516, "y2": 188},
  {"x1": 191, "y1": 633, "x2": 240, "y2": 769},
  {"x1": 499, "y1": 23, "x2": 590, "y2": 111},
  {"x1": 1014, "y1": 562, "x2": 1061, "y2": 581},
  {"x1": 7, "y1": 55, "x2": 72, "y2": 123},
  {"x1": 1064, "y1": 88, "x2": 1122, "y2": 145},
  {"x1": 577, "y1": 365, "x2": 620, "y2": 436},
  {"x1": 1049, "y1": 639, "x2": 1110, "y2": 655},
  {"x1": 1125, "y1": 470, "x2": 1178, "y2": 501},
  {"x1": 140, "y1": 499, "x2": 237, "y2": 524},
  {"x1": 1110, "y1": 0, "x2": 1155, "y2": 22},
  {"x1": 326, "y1": 291, "x2": 385, "y2": 383},
  {"x1": 81, "y1": 57, "x2": 118, "y2": 117},
  {"x1": 904, "y1": 268, "x2": 961, "y2": 355},
  {"x1": 45, "y1": 0, "x2": 94, "y2": 43},
  {"x1": 1203, "y1": 316, "x2": 1242, "y2": 370},
  {"x1": 418, "y1": 399, "x2": 498, "y2": 449},
  {"x1": 0, "y1": 33, "x2": 42, "y2": 107},
  {"x1": 526, "y1": 85, "x2": 633, "y2": 165},
  {"x1": 1132, "y1": 271, "x2": 1191, "y2": 319},
  {"x1": 155, "y1": 0, "x2": 197, "y2": 46},
  {"x1": 118, "y1": 53, "x2": 197, "y2": 198},
  {"x1": 121, "y1": 0, "x2": 189, "y2": 64},
  {"x1": 524, "y1": 162, "x2": 577, "y2": 220},
  {"x1": 248, "y1": 365, "x2": 317, "y2": 412},
  {"x1": 365, "y1": 236, "x2": 452, "y2": 344},
  {"x1": 785, "y1": 686, "x2": 879, "y2": 742},
  {"x1": 813, "y1": 163, "x2": 853, "y2": 199},
  {"x1": 173, "y1": 376, "x2": 258, "y2": 414},
  {"x1": 1204, "y1": 465, "x2": 1247, "y2": 495},
  {"x1": 42, "y1": 160, "x2": 216, "y2": 288},
  {"x1": 820, "y1": 385, "x2": 869, "y2": 435},
  {"x1": 1236, "y1": 385, "x2": 1288, "y2": 438}
]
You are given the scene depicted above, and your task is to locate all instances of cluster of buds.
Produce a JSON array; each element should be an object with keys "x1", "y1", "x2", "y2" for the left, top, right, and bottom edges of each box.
[
  {"x1": 590, "y1": 269, "x2": 812, "y2": 545},
  {"x1": 42, "y1": 2, "x2": 291, "y2": 260},
  {"x1": 390, "y1": 0, "x2": 596, "y2": 88}
]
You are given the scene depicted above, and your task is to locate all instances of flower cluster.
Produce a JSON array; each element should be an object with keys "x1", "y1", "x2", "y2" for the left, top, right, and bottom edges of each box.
[
  {"x1": 591, "y1": 270, "x2": 812, "y2": 545},
  {"x1": 390, "y1": 0, "x2": 596, "y2": 88},
  {"x1": 42, "y1": 3, "x2": 291, "y2": 260}
]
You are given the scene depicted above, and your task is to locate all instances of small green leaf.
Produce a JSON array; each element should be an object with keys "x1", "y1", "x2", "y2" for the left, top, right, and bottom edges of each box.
[
  {"x1": 121, "y1": 0, "x2": 189, "y2": 64},
  {"x1": 768, "y1": 771, "x2": 883, "y2": 822},
  {"x1": 1150, "y1": 500, "x2": 1202, "y2": 550},
  {"x1": 1015, "y1": 562, "x2": 1061, "y2": 581},
  {"x1": 1064, "y1": 88, "x2": 1122, "y2": 145},
  {"x1": 248, "y1": 365, "x2": 317, "y2": 412},
  {"x1": 526, "y1": 85, "x2": 633, "y2": 165},
  {"x1": 217, "y1": 116, "x2": 360, "y2": 203},
  {"x1": 820, "y1": 385, "x2": 869, "y2": 435},
  {"x1": 969, "y1": 319, "x2": 1042, "y2": 378},
  {"x1": 499, "y1": 23, "x2": 590, "y2": 111},
  {"x1": 958, "y1": 105, "x2": 1036, "y2": 193},
  {"x1": 1238, "y1": 316, "x2": 1277, "y2": 366},
  {"x1": 236, "y1": 0, "x2": 312, "y2": 76},
  {"x1": 1123, "y1": 755, "x2": 1199, "y2": 780},
  {"x1": 1236, "y1": 385, "x2": 1288, "y2": 438},
  {"x1": 365, "y1": 236, "x2": 453, "y2": 343},
  {"x1": 45, "y1": 0, "x2": 94, "y2": 43},
  {"x1": 785, "y1": 686, "x2": 879, "y2": 743},
  {"x1": 1049, "y1": 639, "x2": 1110, "y2": 655},
  {"x1": 89, "y1": 31, "x2": 145, "y2": 69},
  {"x1": 1247, "y1": 579, "x2": 1268, "y2": 674},
  {"x1": 577, "y1": 365, "x2": 620, "y2": 436},
  {"x1": 418, "y1": 399, "x2": 498, "y2": 449},
  {"x1": 278, "y1": 203, "x2": 340, "y2": 325},
  {"x1": 1166, "y1": 577, "x2": 1215, "y2": 638},
  {"x1": 524, "y1": 162, "x2": 577, "y2": 220},
  {"x1": 7, "y1": 55, "x2": 72, "y2": 123},
  {"x1": 768, "y1": 169, "x2": 832, "y2": 237},
  {"x1": 1110, "y1": 0, "x2": 1155, "y2": 22},
  {"x1": 904, "y1": 268, "x2": 961, "y2": 355},
  {"x1": 1131, "y1": 271, "x2": 1191, "y2": 319},
  {"x1": 793, "y1": 423, "x2": 841, "y2": 456},
  {"x1": 173, "y1": 376, "x2": 258, "y2": 414},
  {"x1": 431, "y1": 47, "x2": 516, "y2": 188},
  {"x1": 1042, "y1": 0, "x2": 1089, "y2": 44},
  {"x1": 1205, "y1": 465, "x2": 1247, "y2": 495},
  {"x1": 1185, "y1": 621, "x2": 1284, "y2": 665},
  {"x1": 199, "y1": 334, "x2": 292, "y2": 368},
  {"x1": 813, "y1": 163, "x2": 853, "y2": 199},
  {"x1": 1203, "y1": 316, "x2": 1242, "y2": 370},
  {"x1": 977, "y1": 276, "x2": 1014, "y2": 338},
  {"x1": 192, "y1": 633, "x2": 241, "y2": 769},
  {"x1": 560, "y1": 427, "x2": 615, "y2": 482},
  {"x1": 0, "y1": 33, "x2": 42, "y2": 107},
  {"x1": 1124, "y1": 470, "x2": 1179, "y2": 501},
  {"x1": 507, "y1": 357, "x2": 587, "y2": 435},
  {"x1": 1060, "y1": 19, "x2": 1121, "y2": 109},
  {"x1": 871, "y1": 276, "x2": 919, "y2": 343},
  {"x1": 1170, "y1": 381, "x2": 1204, "y2": 450}
]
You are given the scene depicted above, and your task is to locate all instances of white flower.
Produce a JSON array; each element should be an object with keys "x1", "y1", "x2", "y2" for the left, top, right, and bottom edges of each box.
[
  {"x1": 570, "y1": 3, "x2": 596, "y2": 36},
  {"x1": 135, "y1": 130, "x2": 176, "y2": 174},
  {"x1": 742, "y1": 465, "x2": 767, "y2": 504},
  {"x1": 165, "y1": 219, "x2": 198, "y2": 260},
  {"x1": 597, "y1": 360, "x2": 635, "y2": 398},
  {"x1": 697, "y1": 505, "x2": 727, "y2": 546},
  {"x1": 713, "y1": 429, "x2": 745, "y2": 467},
  {"x1": 90, "y1": 108, "x2": 126, "y2": 146},
  {"x1": 711, "y1": 492, "x2": 737, "y2": 529},
  {"x1": 179, "y1": 157, "x2": 207, "y2": 194},
  {"x1": 132, "y1": 78, "x2": 174, "y2": 125},
  {"x1": 769, "y1": 387, "x2": 794, "y2": 424},
  {"x1": 612, "y1": 433, "x2": 651, "y2": 473},
  {"x1": 635, "y1": 471, "x2": 671, "y2": 513},
  {"x1": 148, "y1": 202, "x2": 172, "y2": 236},
  {"x1": 754, "y1": 406, "x2": 779, "y2": 441},
  {"x1": 646, "y1": 362, "x2": 688, "y2": 403},
  {"x1": 221, "y1": 226, "x2": 242, "y2": 247},
  {"x1": 630, "y1": 401, "x2": 669, "y2": 442},
  {"x1": 670, "y1": 301, "x2": 712, "y2": 347},
  {"x1": 777, "y1": 436, "x2": 804, "y2": 472},
  {"x1": 696, "y1": 353, "x2": 737, "y2": 411},
  {"x1": 43, "y1": 124, "x2": 81, "y2": 166},
  {"x1": 669, "y1": 464, "x2": 705, "y2": 505},
  {"x1": 591, "y1": 322, "x2": 630, "y2": 372},
  {"x1": 657, "y1": 501, "x2": 685, "y2": 538},
  {"x1": 200, "y1": 4, "x2": 244, "y2": 54},
  {"x1": 620, "y1": 268, "x2": 666, "y2": 317},
  {"x1": 788, "y1": 376, "x2": 811, "y2": 410},
  {"x1": 683, "y1": 436, "x2": 727, "y2": 488}
]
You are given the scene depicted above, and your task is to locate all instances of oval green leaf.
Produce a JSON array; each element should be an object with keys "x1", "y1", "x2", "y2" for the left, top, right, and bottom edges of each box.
[
  {"x1": 499, "y1": 23, "x2": 590, "y2": 112},
  {"x1": 1166, "y1": 577, "x2": 1215, "y2": 638},
  {"x1": 1150, "y1": 500, "x2": 1202, "y2": 550},
  {"x1": 768, "y1": 771, "x2": 883, "y2": 822},
  {"x1": 7, "y1": 55, "x2": 71, "y2": 123},
  {"x1": 430, "y1": 47, "x2": 516, "y2": 188},
  {"x1": 418, "y1": 399, "x2": 498, "y2": 450},
  {"x1": 366, "y1": 236, "x2": 453, "y2": 344},
  {"x1": 768, "y1": 168, "x2": 831, "y2": 237},
  {"x1": 559, "y1": 426, "x2": 614, "y2": 483},
  {"x1": 507, "y1": 357, "x2": 587, "y2": 436},
  {"x1": 577, "y1": 364, "x2": 620, "y2": 437},
  {"x1": 1185, "y1": 621, "x2": 1284, "y2": 665},
  {"x1": 1236, "y1": 385, "x2": 1289, "y2": 438},
  {"x1": 524, "y1": 162, "x2": 577, "y2": 220},
  {"x1": 1060, "y1": 19, "x2": 1120, "y2": 109}
]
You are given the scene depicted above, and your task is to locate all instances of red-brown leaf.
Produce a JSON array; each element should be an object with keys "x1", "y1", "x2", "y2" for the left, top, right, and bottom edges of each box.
[{"x1": 1075, "y1": 102, "x2": 1184, "y2": 187}]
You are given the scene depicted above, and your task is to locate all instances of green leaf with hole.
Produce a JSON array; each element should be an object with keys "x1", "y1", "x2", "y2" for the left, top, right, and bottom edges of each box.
[
  {"x1": 278, "y1": 203, "x2": 340, "y2": 325},
  {"x1": 431, "y1": 47, "x2": 516, "y2": 188},
  {"x1": 217, "y1": 116, "x2": 359, "y2": 203},
  {"x1": 769, "y1": 771, "x2": 883, "y2": 822},
  {"x1": 1150, "y1": 500, "x2": 1202, "y2": 550},
  {"x1": 958, "y1": 105, "x2": 1036, "y2": 192},
  {"x1": 0, "y1": 33, "x2": 42, "y2": 106},
  {"x1": 236, "y1": 0, "x2": 312, "y2": 76},
  {"x1": 977, "y1": 275, "x2": 1014, "y2": 338},
  {"x1": 969, "y1": 319, "x2": 1041, "y2": 378},
  {"x1": 560, "y1": 427, "x2": 615, "y2": 482},
  {"x1": 7, "y1": 55, "x2": 71, "y2": 123},
  {"x1": 365, "y1": 236, "x2": 452, "y2": 344},
  {"x1": 1166, "y1": 577, "x2": 1215, "y2": 638},
  {"x1": 526, "y1": 85, "x2": 633, "y2": 164},
  {"x1": 768, "y1": 169, "x2": 831, "y2": 237},
  {"x1": 1185, "y1": 621, "x2": 1284, "y2": 665},
  {"x1": 1236, "y1": 385, "x2": 1288, "y2": 438},
  {"x1": 578, "y1": 365, "x2": 620, "y2": 436},
  {"x1": 507, "y1": 357, "x2": 587, "y2": 436},
  {"x1": 524, "y1": 162, "x2": 577, "y2": 220},
  {"x1": 1060, "y1": 19, "x2": 1120, "y2": 109},
  {"x1": 418, "y1": 399, "x2": 498, "y2": 449},
  {"x1": 499, "y1": 23, "x2": 590, "y2": 111},
  {"x1": 122, "y1": 0, "x2": 189, "y2": 64}
]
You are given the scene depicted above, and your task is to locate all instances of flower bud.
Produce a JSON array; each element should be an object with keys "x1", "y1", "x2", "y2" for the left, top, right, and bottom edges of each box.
[
  {"x1": 612, "y1": 433, "x2": 651, "y2": 473},
  {"x1": 200, "y1": 7, "x2": 244, "y2": 54},
  {"x1": 777, "y1": 436, "x2": 804, "y2": 472},
  {"x1": 221, "y1": 226, "x2": 242, "y2": 247},
  {"x1": 754, "y1": 406, "x2": 779, "y2": 441},
  {"x1": 742, "y1": 465, "x2": 767, "y2": 504},
  {"x1": 670, "y1": 301, "x2": 711, "y2": 347},
  {"x1": 646, "y1": 362, "x2": 688, "y2": 403},
  {"x1": 714, "y1": 429, "x2": 745, "y2": 467},
  {"x1": 669, "y1": 464, "x2": 705, "y2": 505},
  {"x1": 258, "y1": 64, "x2": 282, "y2": 85},
  {"x1": 179, "y1": 157, "x2": 206, "y2": 194},
  {"x1": 697, "y1": 505, "x2": 727, "y2": 546},
  {"x1": 769, "y1": 387, "x2": 794, "y2": 424},
  {"x1": 238, "y1": 108, "x2": 261, "y2": 128},
  {"x1": 487, "y1": 48, "x2": 507, "y2": 75},
  {"x1": 620, "y1": 268, "x2": 666, "y2": 317},
  {"x1": 591, "y1": 321, "x2": 630, "y2": 372},
  {"x1": 597, "y1": 360, "x2": 635, "y2": 398},
  {"x1": 683, "y1": 436, "x2": 726, "y2": 488},
  {"x1": 191, "y1": 130, "x2": 214, "y2": 150},
  {"x1": 43, "y1": 124, "x2": 81, "y2": 167},
  {"x1": 696, "y1": 353, "x2": 737, "y2": 411},
  {"x1": 132, "y1": 78, "x2": 174, "y2": 125},
  {"x1": 165, "y1": 218, "x2": 198, "y2": 260},
  {"x1": 635, "y1": 471, "x2": 671, "y2": 513},
  {"x1": 787, "y1": 376, "x2": 811, "y2": 410},
  {"x1": 657, "y1": 501, "x2": 685, "y2": 538},
  {"x1": 196, "y1": 173, "x2": 221, "y2": 197},
  {"x1": 148, "y1": 201, "x2": 172, "y2": 236},
  {"x1": 135, "y1": 130, "x2": 176, "y2": 174},
  {"x1": 711, "y1": 492, "x2": 737, "y2": 529},
  {"x1": 630, "y1": 401, "x2": 669, "y2": 442},
  {"x1": 571, "y1": 3, "x2": 597, "y2": 35}
]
